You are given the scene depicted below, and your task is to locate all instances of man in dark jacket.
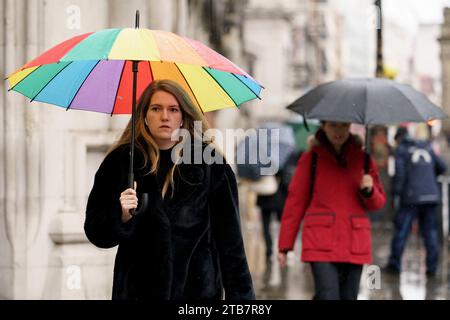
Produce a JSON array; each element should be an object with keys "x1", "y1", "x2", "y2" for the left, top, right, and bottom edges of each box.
[{"x1": 385, "y1": 127, "x2": 447, "y2": 277}]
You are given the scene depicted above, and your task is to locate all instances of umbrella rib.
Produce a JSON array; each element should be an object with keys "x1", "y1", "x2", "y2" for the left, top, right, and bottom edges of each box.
[
  {"x1": 66, "y1": 60, "x2": 101, "y2": 111},
  {"x1": 7, "y1": 65, "x2": 43, "y2": 92},
  {"x1": 300, "y1": 83, "x2": 340, "y2": 119},
  {"x1": 202, "y1": 67, "x2": 238, "y2": 107},
  {"x1": 390, "y1": 84, "x2": 431, "y2": 121},
  {"x1": 110, "y1": 60, "x2": 127, "y2": 116},
  {"x1": 231, "y1": 73, "x2": 262, "y2": 100},
  {"x1": 173, "y1": 63, "x2": 204, "y2": 114},
  {"x1": 30, "y1": 62, "x2": 73, "y2": 102}
]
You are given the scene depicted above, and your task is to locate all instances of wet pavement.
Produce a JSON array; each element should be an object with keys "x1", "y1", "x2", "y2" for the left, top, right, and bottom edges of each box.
[{"x1": 243, "y1": 213, "x2": 450, "y2": 300}]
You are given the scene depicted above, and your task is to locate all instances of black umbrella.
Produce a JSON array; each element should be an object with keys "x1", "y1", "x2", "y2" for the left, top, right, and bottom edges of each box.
[
  {"x1": 287, "y1": 78, "x2": 447, "y2": 124},
  {"x1": 286, "y1": 77, "x2": 448, "y2": 172}
]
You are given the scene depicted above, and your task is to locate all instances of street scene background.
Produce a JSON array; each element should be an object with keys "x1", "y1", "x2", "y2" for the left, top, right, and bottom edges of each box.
[{"x1": 1, "y1": 0, "x2": 450, "y2": 299}]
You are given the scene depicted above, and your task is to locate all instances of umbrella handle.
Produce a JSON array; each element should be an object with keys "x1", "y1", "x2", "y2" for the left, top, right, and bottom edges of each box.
[
  {"x1": 128, "y1": 173, "x2": 148, "y2": 216},
  {"x1": 364, "y1": 152, "x2": 370, "y2": 174},
  {"x1": 361, "y1": 152, "x2": 371, "y2": 197},
  {"x1": 130, "y1": 192, "x2": 149, "y2": 217}
]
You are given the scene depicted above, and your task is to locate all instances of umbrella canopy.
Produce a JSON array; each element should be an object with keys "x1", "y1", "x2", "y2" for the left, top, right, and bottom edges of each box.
[
  {"x1": 6, "y1": 11, "x2": 262, "y2": 215},
  {"x1": 6, "y1": 29, "x2": 262, "y2": 114},
  {"x1": 236, "y1": 122, "x2": 295, "y2": 181},
  {"x1": 287, "y1": 78, "x2": 447, "y2": 125}
]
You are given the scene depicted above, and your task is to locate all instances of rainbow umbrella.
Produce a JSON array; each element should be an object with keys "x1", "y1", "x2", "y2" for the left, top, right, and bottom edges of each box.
[
  {"x1": 6, "y1": 17, "x2": 262, "y2": 113},
  {"x1": 6, "y1": 11, "x2": 263, "y2": 214}
]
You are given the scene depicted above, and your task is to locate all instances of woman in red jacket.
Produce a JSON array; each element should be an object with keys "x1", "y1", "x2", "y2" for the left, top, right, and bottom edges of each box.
[{"x1": 277, "y1": 121, "x2": 386, "y2": 300}]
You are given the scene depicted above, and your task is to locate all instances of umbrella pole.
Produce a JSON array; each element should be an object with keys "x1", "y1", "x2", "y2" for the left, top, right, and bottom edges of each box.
[
  {"x1": 129, "y1": 61, "x2": 139, "y2": 189},
  {"x1": 128, "y1": 59, "x2": 149, "y2": 216},
  {"x1": 129, "y1": 9, "x2": 140, "y2": 190},
  {"x1": 135, "y1": 9, "x2": 140, "y2": 29},
  {"x1": 359, "y1": 125, "x2": 372, "y2": 197},
  {"x1": 127, "y1": 10, "x2": 148, "y2": 216},
  {"x1": 364, "y1": 125, "x2": 370, "y2": 173}
]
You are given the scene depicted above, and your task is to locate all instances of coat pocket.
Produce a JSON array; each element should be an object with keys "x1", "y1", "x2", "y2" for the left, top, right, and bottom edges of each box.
[
  {"x1": 350, "y1": 216, "x2": 371, "y2": 255},
  {"x1": 302, "y1": 213, "x2": 335, "y2": 252}
]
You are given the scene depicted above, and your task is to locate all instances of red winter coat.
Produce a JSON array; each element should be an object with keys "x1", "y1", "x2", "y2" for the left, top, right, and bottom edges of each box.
[{"x1": 278, "y1": 132, "x2": 386, "y2": 265}]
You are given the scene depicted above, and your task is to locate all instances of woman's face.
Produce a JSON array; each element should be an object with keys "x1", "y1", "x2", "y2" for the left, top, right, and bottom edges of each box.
[
  {"x1": 146, "y1": 90, "x2": 183, "y2": 148},
  {"x1": 322, "y1": 121, "x2": 351, "y2": 150}
]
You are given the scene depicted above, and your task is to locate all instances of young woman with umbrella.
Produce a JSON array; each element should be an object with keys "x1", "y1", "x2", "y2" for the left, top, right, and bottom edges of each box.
[
  {"x1": 6, "y1": 10, "x2": 263, "y2": 300},
  {"x1": 84, "y1": 80, "x2": 255, "y2": 300},
  {"x1": 277, "y1": 120, "x2": 386, "y2": 300}
]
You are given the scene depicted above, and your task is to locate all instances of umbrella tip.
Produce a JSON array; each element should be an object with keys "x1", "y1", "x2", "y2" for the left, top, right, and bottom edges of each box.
[{"x1": 135, "y1": 10, "x2": 140, "y2": 28}]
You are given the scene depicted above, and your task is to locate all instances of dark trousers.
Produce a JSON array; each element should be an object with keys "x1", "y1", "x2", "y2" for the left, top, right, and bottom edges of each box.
[
  {"x1": 310, "y1": 262, "x2": 363, "y2": 300},
  {"x1": 388, "y1": 204, "x2": 439, "y2": 273},
  {"x1": 261, "y1": 208, "x2": 282, "y2": 258}
]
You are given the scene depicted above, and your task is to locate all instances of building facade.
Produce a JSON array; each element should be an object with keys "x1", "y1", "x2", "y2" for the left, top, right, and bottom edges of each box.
[{"x1": 0, "y1": 0, "x2": 250, "y2": 299}]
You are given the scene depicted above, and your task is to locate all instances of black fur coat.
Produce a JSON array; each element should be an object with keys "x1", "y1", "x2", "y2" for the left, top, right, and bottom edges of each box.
[{"x1": 84, "y1": 143, "x2": 255, "y2": 300}]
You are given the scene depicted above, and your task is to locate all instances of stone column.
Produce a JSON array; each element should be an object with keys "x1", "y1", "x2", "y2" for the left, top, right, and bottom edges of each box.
[
  {"x1": 148, "y1": 0, "x2": 174, "y2": 31},
  {"x1": 1, "y1": 0, "x2": 30, "y2": 299},
  {"x1": 441, "y1": 8, "x2": 450, "y2": 137},
  {"x1": 0, "y1": 0, "x2": 7, "y2": 299},
  {"x1": 0, "y1": 0, "x2": 7, "y2": 297},
  {"x1": 174, "y1": 0, "x2": 188, "y2": 36},
  {"x1": 24, "y1": 0, "x2": 45, "y2": 299},
  {"x1": 40, "y1": 0, "x2": 113, "y2": 300},
  {"x1": 0, "y1": 0, "x2": 47, "y2": 299}
]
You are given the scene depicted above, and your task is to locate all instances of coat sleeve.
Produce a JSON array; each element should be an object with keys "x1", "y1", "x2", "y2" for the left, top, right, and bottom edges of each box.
[
  {"x1": 360, "y1": 156, "x2": 386, "y2": 211},
  {"x1": 84, "y1": 149, "x2": 138, "y2": 249},
  {"x1": 278, "y1": 151, "x2": 313, "y2": 252},
  {"x1": 210, "y1": 162, "x2": 255, "y2": 300},
  {"x1": 431, "y1": 149, "x2": 447, "y2": 176}
]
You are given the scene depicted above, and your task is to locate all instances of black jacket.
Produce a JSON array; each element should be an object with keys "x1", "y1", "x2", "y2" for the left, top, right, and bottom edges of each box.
[{"x1": 84, "y1": 143, "x2": 255, "y2": 300}]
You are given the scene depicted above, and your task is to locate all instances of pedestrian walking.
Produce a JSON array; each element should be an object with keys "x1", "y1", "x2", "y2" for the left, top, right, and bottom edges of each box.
[
  {"x1": 84, "y1": 80, "x2": 255, "y2": 300},
  {"x1": 277, "y1": 121, "x2": 386, "y2": 300},
  {"x1": 256, "y1": 150, "x2": 302, "y2": 264},
  {"x1": 385, "y1": 126, "x2": 447, "y2": 277}
]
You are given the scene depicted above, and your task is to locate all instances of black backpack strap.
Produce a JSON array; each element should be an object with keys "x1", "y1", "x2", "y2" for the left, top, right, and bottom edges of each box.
[{"x1": 306, "y1": 151, "x2": 318, "y2": 209}]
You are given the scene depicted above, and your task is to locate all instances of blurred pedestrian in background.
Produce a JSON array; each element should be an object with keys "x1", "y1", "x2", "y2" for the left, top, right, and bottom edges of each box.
[
  {"x1": 256, "y1": 150, "x2": 302, "y2": 264},
  {"x1": 277, "y1": 121, "x2": 386, "y2": 300},
  {"x1": 385, "y1": 126, "x2": 447, "y2": 277}
]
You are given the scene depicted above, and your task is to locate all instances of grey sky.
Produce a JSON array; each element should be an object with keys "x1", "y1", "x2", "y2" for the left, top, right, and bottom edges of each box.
[{"x1": 385, "y1": 0, "x2": 449, "y2": 24}]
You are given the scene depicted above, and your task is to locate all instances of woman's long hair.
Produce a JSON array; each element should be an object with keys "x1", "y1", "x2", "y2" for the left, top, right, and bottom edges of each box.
[{"x1": 109, "y1": 80, "x2": 212, "y2": 198}]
